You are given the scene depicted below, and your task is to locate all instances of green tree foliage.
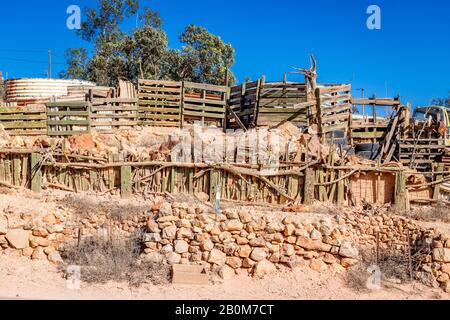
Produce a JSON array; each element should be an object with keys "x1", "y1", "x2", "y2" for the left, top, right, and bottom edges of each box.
[
  {"x1": 61, "y1": 1, "x2": 235, "y2": 87},
  {"x1": 59, "y1": 48, "x2": 89, "y2": 80},
  {"x1": 167, "y1": 25, "x2": 236, "y2": 85},
  {"x1": 432, "y1": 93, "x2": 450, "y2": 107}
]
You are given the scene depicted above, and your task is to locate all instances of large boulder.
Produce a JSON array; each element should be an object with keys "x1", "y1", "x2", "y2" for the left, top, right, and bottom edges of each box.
[
  {"x1": 253, "y1": 260, "x2": 276, "y2": 278},
  {"x1": 5, "y1": 230, "x2": 31, "y2": 249}
]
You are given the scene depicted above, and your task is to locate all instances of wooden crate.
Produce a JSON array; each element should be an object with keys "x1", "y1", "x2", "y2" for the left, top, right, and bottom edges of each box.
[
  {"x1": 138, "y1": 79, "x2": 182, "y2": 127},
  {"x1": 0, "y1": 105, "x2": 47, "y2": 136}
]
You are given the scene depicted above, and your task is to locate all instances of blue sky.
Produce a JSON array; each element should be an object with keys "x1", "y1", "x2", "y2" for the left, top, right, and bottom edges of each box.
[{"x1": 0, "y1": 0, "x2": 449, "y2": 106}]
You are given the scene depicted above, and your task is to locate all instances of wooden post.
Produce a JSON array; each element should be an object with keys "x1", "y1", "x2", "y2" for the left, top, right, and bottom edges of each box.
[
  {"x1": 433, "y1": 163, "x2": 445, "y2": 200},
  {"x1": 337, "y1": 170, "x2": 345, "y2": 204},
  {"x1": 31, "y1": 153, "x2": 42, "y2": 193},
  {"x1": 394, "y1": 171, "x2": 407, "y2": 211},
  {"x1": 303, "y1": 168, "x2": 315, "y2": 205},
  {"x1": 120, "y1": 165, "x2": 132, "y2": 198},
  {"x1": 13, "y1": 157, "x2": 21, "y2": 186}
]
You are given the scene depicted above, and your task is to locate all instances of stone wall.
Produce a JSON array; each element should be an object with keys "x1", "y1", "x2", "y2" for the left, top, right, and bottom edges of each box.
[{"x1": 1, "y1": 199, "x2": 449, "y2": 292}]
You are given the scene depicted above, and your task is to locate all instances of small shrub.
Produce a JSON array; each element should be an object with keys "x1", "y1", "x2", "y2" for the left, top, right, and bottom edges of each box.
[{"x1": 62, "y1": 229, "x2": 170, "y2": 287}]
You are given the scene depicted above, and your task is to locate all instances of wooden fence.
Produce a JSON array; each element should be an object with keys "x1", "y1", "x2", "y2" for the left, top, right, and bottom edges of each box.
[
  {"x1": 0, "y1": 105, "x2": 47, "y2": 136},
  {"x1": 138, "y1": 79, "x2": 229, "y2": 128},
  {"x1": 0, "y1": 147, "x2": 435, "y2": 209},
  {"x1": 47, "y1": 98, "x2": 138, "y2": 136},
  {"x1": 316, "y1": 84, "x2": 352, "y2": 136}
]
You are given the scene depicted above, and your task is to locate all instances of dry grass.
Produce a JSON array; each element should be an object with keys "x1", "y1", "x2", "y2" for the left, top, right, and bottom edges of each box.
[
  {"x1": 345, "y1": 249, "x2": 414, "y2": 292},
  {"x1": 401, "y1": 204, "x2": 450, "y2": 223},
  {"x1": 58, "y1": 194, "x2": 150, "y2": 221},
  {"x1": 61, "y1": 229, "x2": 171, "y2": 287}
]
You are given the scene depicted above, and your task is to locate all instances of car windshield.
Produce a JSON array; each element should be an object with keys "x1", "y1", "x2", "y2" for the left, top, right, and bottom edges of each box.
[{"x1": 414, "y1": 108, "x2": 443, "y2": 123}]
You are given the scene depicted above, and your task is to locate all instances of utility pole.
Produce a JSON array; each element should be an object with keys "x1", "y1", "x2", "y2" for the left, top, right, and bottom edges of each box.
[{"x1": 48, "y1": 49, "x2": 52, "y2": 79}]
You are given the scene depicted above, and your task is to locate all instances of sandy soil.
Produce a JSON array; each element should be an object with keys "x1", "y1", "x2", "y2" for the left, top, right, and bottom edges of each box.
[{"x1": 0, "y1": 255, "x2": 448, "y2": 301}]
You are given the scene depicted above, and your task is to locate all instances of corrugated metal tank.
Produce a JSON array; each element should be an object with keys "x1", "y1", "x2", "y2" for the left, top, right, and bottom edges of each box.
[{"x1": 4, "y1": 78, "x2": 95, "y2": 101}]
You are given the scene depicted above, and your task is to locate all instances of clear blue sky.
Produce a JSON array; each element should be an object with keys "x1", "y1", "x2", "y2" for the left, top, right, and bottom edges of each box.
[{"x1": 0, "y1": 0, "x2": 449, "y2": 106}]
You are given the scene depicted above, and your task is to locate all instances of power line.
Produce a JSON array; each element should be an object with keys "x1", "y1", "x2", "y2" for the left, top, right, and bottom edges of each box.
[
  {"x1": 0, "y1": 49, "x2": 48, "y2": 53},
  {"x1": 0, "y1": 57, "x2": 65, "y2": 65}
]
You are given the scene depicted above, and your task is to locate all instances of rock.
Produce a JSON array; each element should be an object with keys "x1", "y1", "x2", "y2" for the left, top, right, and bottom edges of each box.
[
  {"x1": 341, "y1": 258, "x2": 359, "y2": 268},
  {"x1": 144, "y1": 233, "x2": 161, "y2": 242},
  {"x1": 433, "y1": 248, "x2": 450, "y2": 263},
  {"x1": 44, "y1": 246, "x2": 56, "y2": 255},
  {"x1": 284, "y1": 256, "x2": 305, "y2": 269},
  {"x1": 310, "y1": 259, "x2": 327, "y2": 272},
  {"x1": 437, "y1": 273, "x2": 450, "y2": 283},
  {"x1": 161, "y1": 244, "x2": 173, "y2": 254},
  {"x1": 162, "y1": 225, "x2": 177, "y2": 240},
  {"x1": 442, "y1": 281, "x2": 450, "y2": 293},
  {"x1": 222, "y1": 220, "x2": 243, "y2": 232},
  {"x1": 48, "y1": 252, "x2": 64, "y2": 265},
  {"x1": 281, "y1": 244, "x2": 295, "y2": 257},
  {"x1": 249, "y1": 237, "x2": 266, "y2": 247},
  {"x1": 46, "y1": 224, "x2": 64, "y2": 234},
  {"x1": 177, "y1": 228, "x2": 194, "y2": 239},
  {"x1": 219, "y1": 265, "x2": 236, "y2": 280},
  {"x1": 174, "y1": 240, "x2": 189, "y2": 254},
  {"x1": 226, "y1": 257, "x2": 242, "y2": 269},
  {"x1": 0, "y1": 216, "x2": 7, "y2": 235},
  {"x1": 166, "y1": 252, "x2": 182, "y2": 265},
  {"x1": 253, "y1": 260, "x2": 276, "y2": 278},
  {"x1": 159, "y1": 202, "x2": 173, "y2": 216},
  {"x1": 296, "y1": 236, "x2": 331, "y2": 252},
  {"x1": 310, "y1": 229, "x2": 322, "y2": 241},
  {"x1": 242, "y1": 257, "x2": 256, "y2": 268},
  {"x1": 208, "y1": 249, "x2": 227, "y2": 266},
  {"x1": 22, "y1": 247, "x2": 34, "y2": 257},
  {"x1": 250, "y1": 248, "x2": 268, "y2": 262},
  {"x1": 158, "y1": 216, "x2": 179, "y2": 223},
  {"x1": 146, "y1": 252, "x2": 164, "y2": 264},
  {"x1": 195, "y1": 192, "x2": 209, "y2": 202},
  {"x1": 284, "y1": 224, "x2": 295, "y2": 237},
  {"x1": 266, "y1": 222, "x2": 285, "y2": 233},
  {"x1": 238, "y1": 212, "x2": 252, "y2": 224},
  {"x1": 31, "y1": 247, "x2": 47, "y2": 260},
  {"x1": 5, "y1": 230, "x2": 31, "y2": 249},
  {"x1": 32, "y1": 228, "x2": 49, "y2": 238},
  {"x1": 339, "y1": 242, "x2": 359, "y2": 259},
  {"x1": 239, "y1": 245, "x2": 252, "y2": 258},
  {"x1": 322, "y1": 253, "x2": 337, "y2": 264},
  {"x1": 441, "y1": 263, "x2": 450, "y2": 275},
  {"x1": 147, "y1": 220, "x2": 160, "y2": 233},
  {"x1": 200, "y1": 239, "x2": 214, "y2": 251}
]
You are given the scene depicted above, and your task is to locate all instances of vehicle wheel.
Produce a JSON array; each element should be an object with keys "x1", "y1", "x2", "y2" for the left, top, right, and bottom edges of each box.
[
  {"x1": 355, "y1": 143, "x2": 380, "y2": 153},
  {"x1": 356, "y1": 150, "x2": 379, "y2": 161}
]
